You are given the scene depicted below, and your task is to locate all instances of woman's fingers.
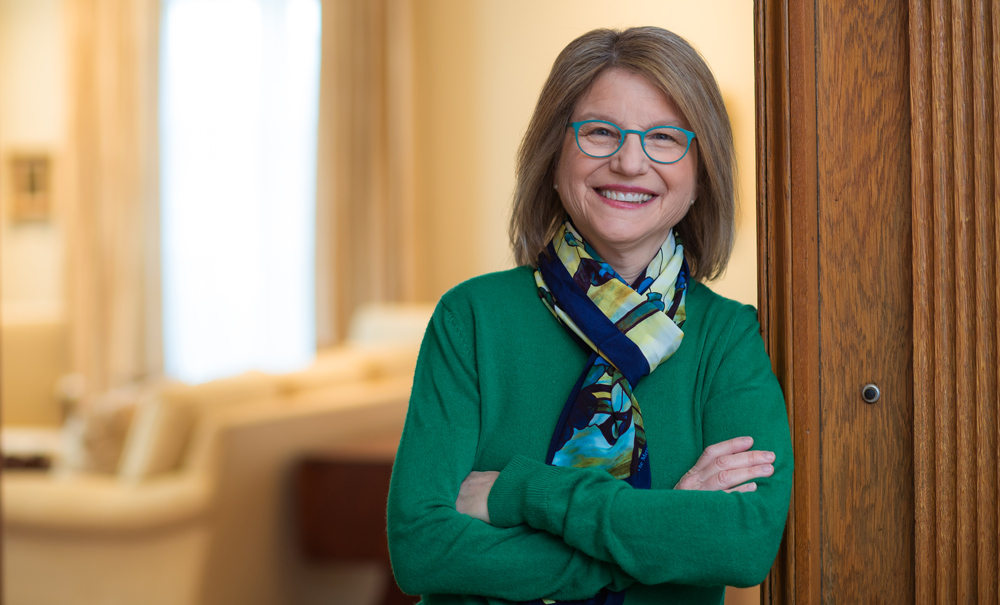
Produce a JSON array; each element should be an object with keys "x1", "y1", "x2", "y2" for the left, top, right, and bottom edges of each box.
[
  {"x1": 725, "y1": 482, "x2": 758, "y2": 494},
  {"x1": 674, "y1": 436, "x2": 776, "y2": 491},
  {"x1": 709, "y1": 461, "x2": 774, "y2": 490},
  {"x1": 455, "y1": 470, "x2": 499, "y2": 524},
  {"x1": 695, "y1": 436, "x2": 755, "y2": 471}
]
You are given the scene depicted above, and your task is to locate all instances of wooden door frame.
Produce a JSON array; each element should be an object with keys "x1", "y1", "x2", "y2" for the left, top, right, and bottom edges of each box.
[
  {"x1": 755, "y1": 0, "x2": 822, "y2": 601},
  {"x1": 755, "y1": 0, "x2": 999, "y2": 602},
  {"x1": 755, "y1": 0, "x2": 915, "y2": 600}
]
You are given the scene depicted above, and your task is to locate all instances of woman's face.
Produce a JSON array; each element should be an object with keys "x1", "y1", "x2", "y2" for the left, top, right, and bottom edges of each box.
[{"x1": 555, "y1": 68, "x2": 698, "y2": 268}]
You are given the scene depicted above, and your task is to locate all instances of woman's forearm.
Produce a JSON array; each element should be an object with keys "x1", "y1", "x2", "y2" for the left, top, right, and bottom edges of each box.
[
  {"x1": 486, "y1": 315, "x2": 794, "y2": 589},
  {"x1": 486, "y1": 454, "x2": 790, "y2": 588},
  {"x1": 387, "y1": 493, "x2": 635, "y2": 600}
]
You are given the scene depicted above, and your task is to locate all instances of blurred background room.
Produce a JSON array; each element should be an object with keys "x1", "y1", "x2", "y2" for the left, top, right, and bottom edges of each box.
[{"x1": 1, "y1": 0, "x2": 761, "y2": 603}]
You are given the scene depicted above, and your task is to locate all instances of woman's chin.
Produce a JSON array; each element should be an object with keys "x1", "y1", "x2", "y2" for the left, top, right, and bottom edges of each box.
[{"x1": 587, "y1": 229, "x2": 668, "y2": 259}]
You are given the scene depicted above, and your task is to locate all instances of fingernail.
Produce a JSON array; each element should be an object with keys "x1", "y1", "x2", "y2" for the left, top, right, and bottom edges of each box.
[
  {"x1": 742, "y1": 436, "x2": 753, "y2": 445},
  {"x1": 762, "y1": 464, "x2": 774, "y2": 474},
  {"x1": 764, "y1": 452, "x2": 775, "y2": 462}
]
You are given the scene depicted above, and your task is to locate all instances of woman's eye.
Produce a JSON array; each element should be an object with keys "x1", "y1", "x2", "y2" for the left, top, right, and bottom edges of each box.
[
  {"x1": 648, "y1": 130, "x2": 686, "y2": 147},
  {"x1": 586, "y1": 127, "x2": 616, "y2": 137}
]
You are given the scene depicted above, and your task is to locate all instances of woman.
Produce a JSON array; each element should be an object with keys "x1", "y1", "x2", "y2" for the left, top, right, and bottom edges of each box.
[{"x1": 387, "y1": 26, "x2": 792, "y2": 604}]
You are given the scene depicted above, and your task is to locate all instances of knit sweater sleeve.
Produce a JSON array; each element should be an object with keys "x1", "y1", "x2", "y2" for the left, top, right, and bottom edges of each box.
[
  {"x1": 386, "y1": 292, "x2": 636, "y2": 601},
  {"x1": 486, "y1": 305, "x2": 793, "y2": 588}
]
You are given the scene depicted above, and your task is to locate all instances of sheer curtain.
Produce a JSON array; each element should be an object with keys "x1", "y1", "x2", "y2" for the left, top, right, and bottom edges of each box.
[
  {"x1": 160, "y1": 0, "x2": 320, "y2": 383},
  {"x1": 315, "y1": 0, "x2": 418, "y2": 345},
  {"x1": 64, "y1": 0, "x2": 162, "y2": 399}
]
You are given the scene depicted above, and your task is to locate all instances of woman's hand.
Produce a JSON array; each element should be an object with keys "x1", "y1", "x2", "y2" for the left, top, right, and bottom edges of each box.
[
  {"x1": 674, "y1": 436, "x2": 775, "y2": 493},
  {"x1": 456, "y1": 471, "x2": 500, "y2": 524}
]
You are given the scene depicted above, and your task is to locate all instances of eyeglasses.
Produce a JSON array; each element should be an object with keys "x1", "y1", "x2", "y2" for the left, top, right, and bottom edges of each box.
[{"x1": 567, "y1": 120, "x2": 697, "y2": 164}]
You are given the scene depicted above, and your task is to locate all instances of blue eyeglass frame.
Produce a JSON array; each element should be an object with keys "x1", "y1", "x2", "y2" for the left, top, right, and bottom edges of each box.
[{"x1": 567, "y1": 119, "x2": 697, "y2": 164}]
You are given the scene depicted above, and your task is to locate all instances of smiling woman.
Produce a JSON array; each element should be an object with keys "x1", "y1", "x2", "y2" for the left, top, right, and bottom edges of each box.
[
  {"x1": 387, "y1": 26, "x2": 791, "y2": 605},
  {"x1": 555, "y1": 69, "x2": 700, "y2": 285}
]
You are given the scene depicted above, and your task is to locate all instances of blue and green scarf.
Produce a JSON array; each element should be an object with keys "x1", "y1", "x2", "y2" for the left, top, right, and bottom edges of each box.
[{"x1": 529, "y1": 221, "x2": 688, "y2": 605}]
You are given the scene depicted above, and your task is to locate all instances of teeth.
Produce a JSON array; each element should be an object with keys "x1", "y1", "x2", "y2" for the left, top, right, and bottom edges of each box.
[{"x1": 599, "y1": 189, "x2": 653, "y2": 203}]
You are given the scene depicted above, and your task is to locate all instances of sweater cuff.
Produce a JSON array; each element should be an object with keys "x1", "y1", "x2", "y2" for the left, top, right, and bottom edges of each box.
[{"x1": 488, "y1": 456, "x2": 558, "y2": 529}]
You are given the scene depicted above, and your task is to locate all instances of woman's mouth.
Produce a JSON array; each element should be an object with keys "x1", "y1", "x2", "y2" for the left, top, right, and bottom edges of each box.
[{"x1": 596, "y1": 188, "x2": 654, "y2": 204}]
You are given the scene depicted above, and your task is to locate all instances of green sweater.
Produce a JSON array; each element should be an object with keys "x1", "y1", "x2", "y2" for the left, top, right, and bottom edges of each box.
[{"x1": 387, "y1": 266, "x2": 792, "y2": 604}]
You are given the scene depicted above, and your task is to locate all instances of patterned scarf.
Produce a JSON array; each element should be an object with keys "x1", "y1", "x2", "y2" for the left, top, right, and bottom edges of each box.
[{"x1": 528, "y1": 221, "x2": 688, "y2": 605}]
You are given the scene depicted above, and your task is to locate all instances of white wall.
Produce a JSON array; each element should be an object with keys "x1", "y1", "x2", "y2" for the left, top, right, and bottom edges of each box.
[
  {"x1": 413, "y1": 0, "x2": 758, "y2": 305},
  {"x1": 0, "y1": 0, "x2": 70, "y2": 425},
  {"x1": 0, "y1": 0, "x2": 67, "y2": 311}
]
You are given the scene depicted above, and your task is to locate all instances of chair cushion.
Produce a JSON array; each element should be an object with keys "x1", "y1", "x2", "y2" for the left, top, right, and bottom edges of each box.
[
  {"x1": 345, "y1": 303, "x2": 434, "y2": 346},
  {"x1": 273, "y1": 348, "x2": 375, "y2": 394},
  {"x1": 117, "y1": 372, "x2": 280, "y2": 482},
  {"x1": 59, "y1": 381, "x2": 161, "y2": 475},
  {"x1": 275, "y1": 344, "x2": 420, "y2": 395}
]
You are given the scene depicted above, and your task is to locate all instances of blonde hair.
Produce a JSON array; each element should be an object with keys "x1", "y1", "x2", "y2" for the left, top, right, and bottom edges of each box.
[{"x1": 509, "y1": 27, "x2": 736, "y2": 280}]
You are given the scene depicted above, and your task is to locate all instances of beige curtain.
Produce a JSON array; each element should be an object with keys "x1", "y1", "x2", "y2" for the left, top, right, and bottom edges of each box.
[
  {"x1": 64, "y1": 0, "x2": 161, "y2": 399},
  {"x1": 316, "y1": 0, "x2": 417, "y2": 345}
]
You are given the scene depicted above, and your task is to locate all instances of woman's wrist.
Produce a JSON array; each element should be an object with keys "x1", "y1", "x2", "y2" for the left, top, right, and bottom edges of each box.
[{"x1": 487, "y1": 455, "x2": 552, "y2": 528}]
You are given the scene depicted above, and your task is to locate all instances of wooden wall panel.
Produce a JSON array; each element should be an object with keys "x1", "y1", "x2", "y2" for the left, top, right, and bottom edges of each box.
[
  {"x1": 909, "y1": 0, "x2": 1000, "y2": 603},
  {"x1": 756, "y1": 0, "x2": 822, "y2": 601},
  {"x1": 759, "y1": 0, "x2": 999, "y2": 601},
  {"x1": 816, "y1": 0, "x2": 914, "y2": 601}
]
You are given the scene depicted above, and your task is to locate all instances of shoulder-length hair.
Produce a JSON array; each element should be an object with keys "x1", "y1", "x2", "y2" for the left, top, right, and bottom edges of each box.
[{"x1": 509, "y1": 26, "x2": 736, "y2": 281}]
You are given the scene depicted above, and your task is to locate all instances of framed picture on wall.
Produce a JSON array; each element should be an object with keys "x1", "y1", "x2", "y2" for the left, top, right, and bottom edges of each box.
[{"x1": 8, "y1": 153, "x2": 53, "y2": 223}]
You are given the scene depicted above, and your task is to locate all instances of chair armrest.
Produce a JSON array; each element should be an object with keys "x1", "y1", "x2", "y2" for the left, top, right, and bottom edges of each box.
[{"x1": 2, "y1": 471, "x2": 211, "y2": 533}]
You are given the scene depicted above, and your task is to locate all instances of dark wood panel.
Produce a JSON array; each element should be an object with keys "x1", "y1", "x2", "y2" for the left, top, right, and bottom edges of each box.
[
  {"x1": 756, "y1": 0, "x2": 822, "y2": 602},
  {"x1": 910, "y1": 0, "x2": 1000, "y2": 602},
  {"x1": 297, "y1": 458, "x2": 395, "y2": 560},
  {"x1": 969, "y1": 3, "x2": 999, "y2": 603},
  {"x1": 908, "y1": 0, "x2": 938, "y2": 599},
  {"x1": 785, "y1": 0, "x2": 824, "y2": 600},
  {"x1": 296, "y1": 456, "x2": 414, "y2": 605},
  {"x1": 929, "y1": 0, "x2": 959, "y2": 598},
  {"x1": 815, "y1": 0, "x2": 915, "y2": 602},
  {"x1": 950, "y1": 0, "x2": 978, "y2": 600},
  {"x1": 755, "y1": 3, "x2": 794, "y2": 603},
  {"x1": 759, "y1": 0, "x2": 999, "y2": 601}
]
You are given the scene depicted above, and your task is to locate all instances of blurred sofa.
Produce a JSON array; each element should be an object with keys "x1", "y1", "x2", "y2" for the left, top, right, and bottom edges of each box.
[
  {"x1": 1, "y1": 302, "x2": 69, "y2": 426},
  {"x1": 2, "y1": 303, "x2": 433, "y2": 605}
]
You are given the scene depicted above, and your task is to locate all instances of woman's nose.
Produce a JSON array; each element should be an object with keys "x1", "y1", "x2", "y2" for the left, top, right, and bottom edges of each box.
[{"x1": 610, "y1": 132, "x2": 649, "y2": 174}]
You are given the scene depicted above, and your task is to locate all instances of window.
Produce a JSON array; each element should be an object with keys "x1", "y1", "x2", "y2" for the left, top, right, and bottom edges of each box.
[{"x1": 160, "y1": 0, "x2": 320, "y2": 383}]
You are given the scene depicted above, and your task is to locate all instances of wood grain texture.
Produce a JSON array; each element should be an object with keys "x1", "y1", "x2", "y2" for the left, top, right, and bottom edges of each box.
[
  {"x1": 909, "y1": 0, "x2": 936, "y2": 601},
  {"x1": 785, "y1": 0, "x2": 824, "y2": 602},
  {"x1": 760, "y1": 0, "x2": 999, "y2": 602},
  {"x1": 971, "y1": 2, "x2": 1000, "y2": 602},
  {"x1": 755, "y1": 4, "x2": 791, "y2": 603},
  {"x1": 951, "y1": 0, "x2": 976, "y2": 599},
  {"x1": 930, "y1": 0, "x2": 959, "y2": 600},
  {"x1": 909, "y1": 0, "x2": 1000, "y2": 602},
  {"x1": 816, "y1": 0, "x2": 915, "y2": 602},
  {"x1": 756, "y1": 0, "x2": 822, "y2": 602}
]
